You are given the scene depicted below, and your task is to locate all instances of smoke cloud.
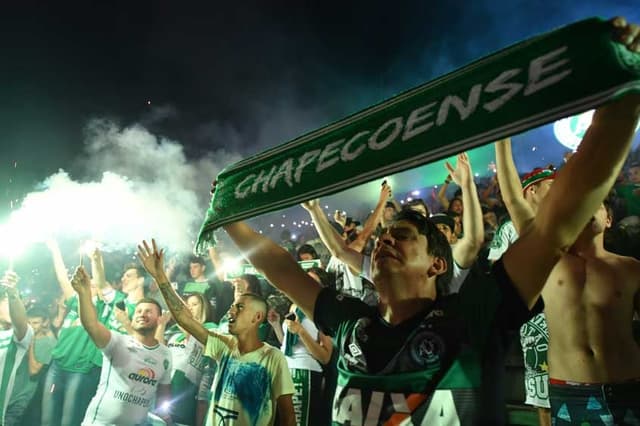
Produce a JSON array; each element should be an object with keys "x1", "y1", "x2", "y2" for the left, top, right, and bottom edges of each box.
[{"x1": 1, "y1": 119, "x2": 241, "y2": 254}]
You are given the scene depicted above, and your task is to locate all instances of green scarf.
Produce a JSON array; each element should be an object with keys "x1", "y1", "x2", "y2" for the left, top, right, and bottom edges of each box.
[{"x1": 196, "y1": 17, "x2": 640, "y2": 253}]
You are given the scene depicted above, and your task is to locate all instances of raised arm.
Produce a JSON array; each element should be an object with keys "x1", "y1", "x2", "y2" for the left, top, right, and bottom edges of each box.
[
  {"x1": 70, "y1": 266, "x2": 111, "y2": 348},
  {"x1": 89, "y1": 247, "x2": 112, "y2": 297},
  {"x1": 437, "y1": 176, "x2": 451, "y2": 211},
  {"x1": 348, "y1": 182, "x2": 392, "y2": 253},
  {"x1": 494, "y1": 138, "x2": 535, "y2": 233},
  {"x1": 223, "y1": 222, "x2": 322, "y2": 319},
  {"x1": 503, "y1": 17, "x2": 640, "y2": 308},
  {"x1": 446, "y1": 153, "x2": 485, "y2": 268},
  {"x1": 45, "y1": 239, "x2": 75, "y2": 300},
  {"x1": 302, "y1": 199, "x2": 365, "y2": 274},
  {"x1": 137, "y1": 240, "x2": 229, "y2": 347},
  {"x1": 2, "y1": 271, "x2": 29, "y2": 341},
  {"x1": 207, "y1": 247, "x2": 226, "y2": 282}
]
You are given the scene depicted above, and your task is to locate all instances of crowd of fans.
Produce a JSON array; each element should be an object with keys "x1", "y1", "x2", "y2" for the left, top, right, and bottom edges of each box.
[{"x1": 1, "y1": 22, "x2": 640, "y2": 425}]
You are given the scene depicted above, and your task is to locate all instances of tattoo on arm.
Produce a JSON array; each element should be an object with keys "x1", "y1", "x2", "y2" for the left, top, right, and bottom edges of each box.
[{"x1": 157, "y1": 283, "x2": 186, "y2": 314}]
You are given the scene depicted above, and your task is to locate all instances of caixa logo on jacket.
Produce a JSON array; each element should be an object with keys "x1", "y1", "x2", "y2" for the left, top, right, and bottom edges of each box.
[{"x1": 128, "y1": 368, "x2": 158, "y2": 385}]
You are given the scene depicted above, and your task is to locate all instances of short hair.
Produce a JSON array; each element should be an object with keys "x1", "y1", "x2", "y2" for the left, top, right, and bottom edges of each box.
[
  {"x1": 27, "y1": 306, "x2": 50, "y2": 320},
  {"x1": 188, "y1": 255, "x2": 206, "y2": 266},
  {"x1": 239, "y1": 274, "x2": 262, "y2": 296},
  {"x1": 123, "y1": 263, "x2": 147, "y2": 280},
  {"x1": 392, "y1": 209, "x2": 454, "y2": 296},
  {"x1": 239, "y1": 292, "x2": 268, "y2": 322},
  {"x1": 296, "y1": 244, "x2": 318, "y2": 260},
  {"x1": 135, "y1": 298, "x2": 162, "y2": 315},
  {"x1": 184, "y1": 292, "x2": 212, "y2": 324}
]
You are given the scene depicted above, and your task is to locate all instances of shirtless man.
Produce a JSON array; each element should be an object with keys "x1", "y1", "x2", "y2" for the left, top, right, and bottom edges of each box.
[{"x1": 496, "y1": 37, "x2": 640, "y2": 426}]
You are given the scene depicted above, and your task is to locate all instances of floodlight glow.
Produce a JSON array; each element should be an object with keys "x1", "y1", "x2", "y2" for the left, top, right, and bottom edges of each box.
[
  {"x1": 554, "y1": 110, "x2": 640, "y2": 151},
  {"x1": 411, "y1": 190, "x2": 420, "y2": 196},
  {"x1": 221, "y1": 257, "x2": 242, "y2": 274},
  {"x1": 80, "y1": 240, "x2": 101, "y2": 256}
]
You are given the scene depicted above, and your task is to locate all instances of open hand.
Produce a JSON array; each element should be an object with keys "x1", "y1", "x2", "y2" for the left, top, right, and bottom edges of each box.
[{"x1": 137, "y1": 239, "x2": 165, "y2": 280}]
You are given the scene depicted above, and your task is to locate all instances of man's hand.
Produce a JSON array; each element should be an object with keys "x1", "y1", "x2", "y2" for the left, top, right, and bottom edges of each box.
[
  {"x1": 333, "y1": 210, "x2": 347, "y2": 227},
  {"x1": 301, "y1": 198, "x2": 320, "y2": 212},
  {"x1": 70, "y1": 267, "x2": 92, "y2": 295},
  {"x1": 0, "y1": 270, "x2": 19, "y2": 289},
  {"x1": 379, "y1": 182, "x2": 392, "y2": 204},
  {"x1": 445, "y1": 152, "x2": 473, "y2": 187},
  {"x1": 137, "y1": 239, "x2": 165, "y2": 280},
  {"x1": 114, "y1": 307, "x2": 130, "y2": 326},
  {"x1": 285, "y1": 315, "x2": 303, "y2": 335},
  {"x1": 612, "y1": 17, "x2": 640, "y2": 53}
]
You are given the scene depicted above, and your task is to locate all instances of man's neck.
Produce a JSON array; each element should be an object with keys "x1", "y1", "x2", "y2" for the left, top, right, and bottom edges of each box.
[
  {"x1": 380, "y1": 297, "x2": 434, "y2": 325},
  {"x1": 134, "y1": 330, "x2": 159, "y2": 347},
  {"x1": 127, "y1": 288, "x2": 144, "y2": 303},
  {"x1": 571, "y1": 232, "x2": 607, "y2": 258},
  {"x1": 193, "y1": 276, "x2": 207, "y2": 283},
  {"x1": 236, "y1": 330, "x2": 264, "y2": 355}
]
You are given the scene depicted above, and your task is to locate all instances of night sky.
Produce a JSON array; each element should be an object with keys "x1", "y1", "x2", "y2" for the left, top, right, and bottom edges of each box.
[{"x1": 1, "y1": 0, "x2": 639, "y2": 220}]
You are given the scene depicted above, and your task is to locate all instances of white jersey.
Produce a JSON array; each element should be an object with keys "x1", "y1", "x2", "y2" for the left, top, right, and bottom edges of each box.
[
  {"x1": 82, "y1": 331, "x2": 172, "y2": 426},
  {"x1": 0, "y1": 326, "x2": 33, "y2": 423}
]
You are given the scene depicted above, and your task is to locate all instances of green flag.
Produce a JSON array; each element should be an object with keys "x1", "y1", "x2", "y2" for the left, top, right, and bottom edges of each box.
[{"x1": 196, "y1": 17, "x2": 640, "y2": 254}]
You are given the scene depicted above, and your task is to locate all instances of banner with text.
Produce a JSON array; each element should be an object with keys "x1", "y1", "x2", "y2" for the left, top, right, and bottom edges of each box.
[{"x1": 196, "y1": 17, "x2": 640, "y2": 253}]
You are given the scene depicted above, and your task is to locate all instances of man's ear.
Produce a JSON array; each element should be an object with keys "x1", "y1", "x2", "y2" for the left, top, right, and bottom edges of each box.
[
  {"x1": 427, "y1": 256, "x2": 447, "y2": 278},
  {"x1": 254, "y1": 310, "x2": 265, "y2": 324}
]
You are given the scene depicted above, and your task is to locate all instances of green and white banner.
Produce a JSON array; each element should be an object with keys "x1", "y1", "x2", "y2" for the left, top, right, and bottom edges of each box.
[{"x1": 196, "y1": 17, "x2": 640, "y2": 253}]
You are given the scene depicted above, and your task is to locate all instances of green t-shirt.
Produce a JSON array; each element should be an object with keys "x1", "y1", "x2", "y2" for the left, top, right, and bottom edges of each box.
[
  {"x1": 51, "y1": 292, "x2": 127, "y2": 373},
  {"x1": 8, "y1": 334, "x2": 57, "y2": 408},
  {"x1": 615, "y1": 183, "x2": 640, "y2": 216},
  {"x1": 314, "y1": 260, "x2": 541, "y2": 425},
  {"x1": 166, "y1": 322, "x2": 217, "y2": 425}
]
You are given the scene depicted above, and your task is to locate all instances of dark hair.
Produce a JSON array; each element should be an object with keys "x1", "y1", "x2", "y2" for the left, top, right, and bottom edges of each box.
[
  {"x1": 188, "y1": 255, "x2": 206, "y2": 266},
  {"x1": 296, "y1": 244, "x2": 318, "y2": 260},
  {"x1": 239, "y1": 292, "x2": 268, "y2": 321},
  {"x1": 404, "y1": 198, "x2": 430, "y2": 217},
  {"x1": 135, "y1": 298, "x2": 163, "y2": 315},
  {"x1": 239, "y1": 274, "x2": 262, "y2": 296},
  {"x1": 392, "y1": 209, "x2": 454, "y2": 296},
  {"x1": 27, "y1": 306, "x2": 50, "y2": 320},
  {"x1": 123, "y1": 263, "x2": 147, "y2": 280}
]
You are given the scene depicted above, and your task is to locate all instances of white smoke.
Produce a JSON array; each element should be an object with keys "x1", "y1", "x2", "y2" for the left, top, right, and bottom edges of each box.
[{"x1": 0, "y1": 119, "x2": 241, "y2": 255}]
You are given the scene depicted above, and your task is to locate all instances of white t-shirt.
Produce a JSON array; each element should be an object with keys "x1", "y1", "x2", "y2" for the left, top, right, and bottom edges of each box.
[
  {"x1": 205, "y1": 336, "x2": 294, "y2": 426},
  {"x1": 281, "y1": 316, "x2": 322, "y2": 372},
  {"x1": 82, "y1": 331, "x2": 172, "y2": 426},
  {"x1": 0, "y1": 325, "x2": 33, "y2": 423},
  {"x1": 487, "y1": 220, "x2": 519, "y2": 261}
]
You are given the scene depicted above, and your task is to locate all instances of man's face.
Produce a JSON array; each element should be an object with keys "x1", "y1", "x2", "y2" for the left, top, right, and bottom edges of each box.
[
  {"x1": 435, "y1": 223, "x2": 454, "y2": 244},
  {"x1": 298, "y1": 253, "x2": 314, "y2": 261},
  {"x1": 629, "y1": 166, "x2": 640, "y2": 184},
  {"x1": 584, "y1": 203, "x2": 612, "y2": 236},
  {"x1": 189, "y1": 262, "x2": 206, "y2": 280},
  {"x1": 131, "y1": 303, "x2": 160, "y2": 333},
  {"x1": 449, "y1": 199, "x2": 463, "y2": 214},
  {"x1": 383, "y1": 206, "x2": 396, "y2": 222},
  {"x1": 28, "y1": 316, "x2": 46, "y2": 334},
  {"x1": 226, "y1": 296, "x2": 257, "y2": 336},
  {"x1": 121, "y1": 268, "x2": 141, "y2": 294},
  {"x1": 527, "y1": 179, "x2": 554, "y2": 206},
  {"x1": 372, "y1": 221, "x2": 430, "y2": 279}
]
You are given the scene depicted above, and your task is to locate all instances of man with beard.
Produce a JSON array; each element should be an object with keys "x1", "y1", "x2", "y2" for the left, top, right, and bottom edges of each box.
[
  {"x1": 137, "y1": 242, "x2": 296, "y2": 426},
  {"x1": 70, "y1": 266, "x2": 172, "y2": 426}
]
